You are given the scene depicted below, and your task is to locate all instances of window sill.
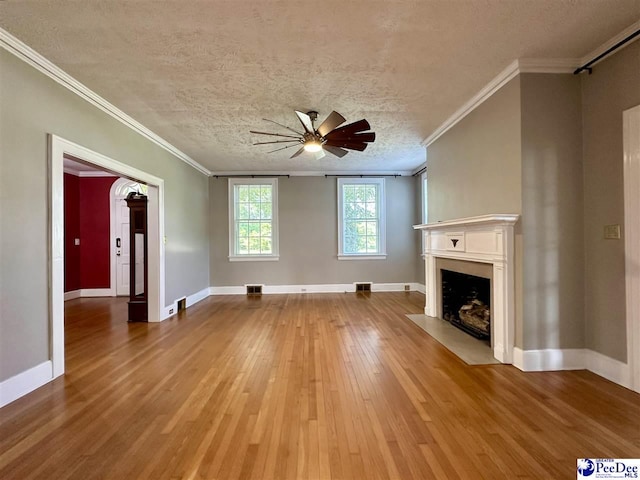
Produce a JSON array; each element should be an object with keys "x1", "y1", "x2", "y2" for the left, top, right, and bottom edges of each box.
[
  {"x1": 229, "y1": 255, "x2": 280, "y2": 262},
  {"x1": 338, "y1": 254, "x2": 387, "y2": 261}
]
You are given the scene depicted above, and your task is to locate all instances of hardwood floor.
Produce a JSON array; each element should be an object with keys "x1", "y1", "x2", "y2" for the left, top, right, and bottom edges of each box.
[{"x1": 1, "y1": 293, "x2": 639, "y2": 479}]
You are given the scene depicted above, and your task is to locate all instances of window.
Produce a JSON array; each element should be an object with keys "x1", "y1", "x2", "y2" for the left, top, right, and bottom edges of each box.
[
  {"x1": 228, "y1": 178, "x2": 278, "y2": 261},
  {"x1": 337, "y1": 177, "x2": 386, "y2": 259}
]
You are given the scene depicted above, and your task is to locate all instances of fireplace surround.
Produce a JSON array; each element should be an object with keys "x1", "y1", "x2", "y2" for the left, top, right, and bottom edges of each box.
[{"x1": 414, "y1": 214, "x2": 519, "y2": 363}]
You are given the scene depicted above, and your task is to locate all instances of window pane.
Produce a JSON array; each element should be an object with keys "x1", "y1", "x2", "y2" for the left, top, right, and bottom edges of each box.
[
  {"x1": 261, "y1": 186, "x2": 272, "y2": 202},
  {"x1": 238, "y1": 222, "x2": 249, "y2": 237},
  {"x1": 238, "y1": 237, "x2": 249, "y2": 255},
  {"x1": 354, "y1": 186, "x2": 366, "y2": 202},
  {"x1": 260, "y1": 222, "x2": 272, "y2": 237},
  {"x1": 366, "y1": 236, "x2": 377, "y2": 252},
  {"x1": 366, "y1": 221, "x2": 377, "y2": 236},
  {"x1": 238, "y1": 203, "x2": 249, "y2": 219},
  {"x1": 237, "y1": 186, "x2": 249, "y2": 202},
  {"x1": 249, "y1": 185, "x2": 260, "y2": 202},
  {"x1": 365, "y1": 185, "x2": 376, "y2": 202},
  {"x1": 260, "y1": 203, "x2": 272, "y2": 219},
  {"x1": 261, "y1": 238, "x2": 272, "y2": 254},
  {"x1": 365, "y1": 202, "x2": 376, "y2": 218},
  {"x1": 249, "y1": 238, "x2": 261, "y2": 254}
]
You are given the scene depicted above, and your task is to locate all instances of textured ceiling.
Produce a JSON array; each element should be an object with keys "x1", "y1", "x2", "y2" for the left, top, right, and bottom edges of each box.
[{"x1": 1, "y1": 1, "x2": 638, "y2": 174}]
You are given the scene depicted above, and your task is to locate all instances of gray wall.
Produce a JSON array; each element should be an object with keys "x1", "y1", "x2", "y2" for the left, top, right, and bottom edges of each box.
[
  {"x1": 426, "y1": 77, "x2": 523, "y2": 222},
  {"x1": 581, "y1": 41, "x2": 640, "y2": 361},
  {"x1": 0, "y1": 50, "x2": 210, "y2": 381},
  {"x1": 210, "y1": 176, "x2": 421, "y2": 286},
  {"x1": 520, "y1": 73, "x2": 584, "y2": 350},
  {"x1": 425, "y1": 77, "x2": 525, "y2": 346}
]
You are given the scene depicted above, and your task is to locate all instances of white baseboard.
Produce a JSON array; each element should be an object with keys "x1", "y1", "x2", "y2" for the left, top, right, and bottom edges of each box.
[
  {"x1": 413, "y1": 283, "x2": 426, "y2": 294},
  {"x1": 64, "y1": 290, "x2": 80, "y2": 301},
  {"x1": 512, "y1": 347, "x2": 586, "y2": 371},
  {"x1": 585, "y1": 350, "x2": 631, "y2": 389},
  {"x1": 209, "y1": 282, "x2": 423, "y2": 295},
  {"x1": 80, "y1": 288, "x2": 114, "y2": 297},
  {"x1": 513, "y1": 347, "x2": 631, "y2": 390},
  {"x1": 0, "y1": 361, "x2": 53, "y2": 408},
  {"x1": 162, "y1": 287, "x2": 212, "y2": 320}
]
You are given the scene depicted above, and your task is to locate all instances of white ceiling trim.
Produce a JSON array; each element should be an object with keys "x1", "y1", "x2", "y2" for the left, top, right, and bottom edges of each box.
[
  {"x1": 422, "y1": 20, "x2": 640, "y2": 149},
  {"x1": 210, "y1": 170, "x2": 414, "y2": 177},
  {"x1": 0, "y1": 27, "x2": 212, "y2": 177},
  {"x1": 63, "y1": 167, "x2": 117, "y2": 177},
  {"x1": 421, "y1": 58, "x2": 580, "y2": 148},
  {"x1": 578, "y1": 19, "x2": 640, "y2": 70}
]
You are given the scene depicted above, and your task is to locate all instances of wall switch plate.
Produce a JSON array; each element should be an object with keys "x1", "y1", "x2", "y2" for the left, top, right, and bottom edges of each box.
[
  {"x1": 604, "y1": 224, "x2": 621, "y2": 239},
  {"x1": 74, "y1": 238, "x2": 80, "y2": 246}
]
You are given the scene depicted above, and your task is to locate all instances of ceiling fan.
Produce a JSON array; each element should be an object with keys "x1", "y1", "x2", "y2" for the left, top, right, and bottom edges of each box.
[{"x1": 250, "y1": 110, "x2": 376, "y2": 159}]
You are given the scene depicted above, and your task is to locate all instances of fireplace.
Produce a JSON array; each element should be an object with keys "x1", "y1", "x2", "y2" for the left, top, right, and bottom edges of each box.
[
  {"x1": 413, "y1": 214, "x2": 519, "y2": 363},
  {"x1": 441, "y1": 269, "x2": 491, "y2": 340}
]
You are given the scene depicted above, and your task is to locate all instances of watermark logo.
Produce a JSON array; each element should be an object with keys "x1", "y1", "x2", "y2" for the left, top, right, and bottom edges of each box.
[
  {"x1": 577, "y1": 459, "x2": 595, "y2": 477},
  {"x1": 577, "y1": 459, "x2": 640, "y2": 479}
]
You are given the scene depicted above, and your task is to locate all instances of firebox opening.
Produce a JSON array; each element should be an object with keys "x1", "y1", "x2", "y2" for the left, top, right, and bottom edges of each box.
[{"x1": 441, "y1": 269, "x2": 491, "y2": 342}]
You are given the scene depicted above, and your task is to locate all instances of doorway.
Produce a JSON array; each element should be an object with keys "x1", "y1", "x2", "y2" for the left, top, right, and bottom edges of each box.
[
  {"x1": 50, "y1": 134, "x2": 165, "y2": 379},
  {"x1": 110, "y1": 179, "x2": 148, "y2": 297}
]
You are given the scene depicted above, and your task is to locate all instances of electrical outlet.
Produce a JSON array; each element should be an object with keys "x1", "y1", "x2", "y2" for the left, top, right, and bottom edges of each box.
[
  {"x1": 604, "y1": 224, "x2": 621, "y2": 239},
  {"x1": 301, "y1": 288, "x2": 307, "y2": 292},
  {"x1": 404, "y1": 284, "x2": 410, "y2": 291},
  {"x1": 169, "y1": 308, "x2": 174, "y2": 314},
  {"x1": 74, "y1": 238, "x2": 80, "y2": 246}
]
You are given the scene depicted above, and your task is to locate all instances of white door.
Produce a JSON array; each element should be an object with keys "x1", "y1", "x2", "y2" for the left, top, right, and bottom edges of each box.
[{"x1": 115, "y1": 197, "x2": 130, "y2": 296}]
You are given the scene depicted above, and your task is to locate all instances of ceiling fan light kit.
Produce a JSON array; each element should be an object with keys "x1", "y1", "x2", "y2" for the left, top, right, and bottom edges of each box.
[{"x1": 250, "y1": 110, "x2": 376, "y2": 159}]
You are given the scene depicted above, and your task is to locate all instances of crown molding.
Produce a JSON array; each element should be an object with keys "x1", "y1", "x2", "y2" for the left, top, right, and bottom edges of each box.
[
  {"x1": 209, "y1": 170, "x2": 413, "y2": 177},
  {"x1": 422, "y1": 21, "x2": 640, "y2": 148},
  {"x1": 579, "y1": 19, "x2": 640, "y2": 69},
  {"x1": 0, "y1": 27, "x2": 212, "y2": 177}
]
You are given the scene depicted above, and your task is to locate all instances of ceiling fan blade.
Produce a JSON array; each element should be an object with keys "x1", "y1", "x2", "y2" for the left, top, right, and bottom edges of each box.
[
  {"x1": 290, "y1": 146, "x2": 305, "y2": 159},
  {"x1": 250, "y1": 130, "x2": 301, "y2": 139},
  {"x1": 253, "y1": 140, "x2": 301, "y2": 145},
  {"x1": 262, "y1": 118, "x2": 303, "y2": 135},
  {"x1": 317, "y1": 111, "x2": 346, "y2": 137},
  {"x1": 326, "y1": 119, "x2": 371, "y2": 137},
  {"x1": 266, "y1": 144, "x2": 301, "y2": 154},
  {"x1": 322, "y1": 132, "x2": 376, "y2": 143},
  {"x1": 324, "y1": 140, "x2": 369, "y2": 151},
  {"x1": 294, "y1": 111, "x2": 314, "y2": 134},
  {"x1": 323, "y1": 145, "x2": 349, "y2": 158},
  {"x1": 314, "y1": 150, "x2": 326, "y2": 160}
]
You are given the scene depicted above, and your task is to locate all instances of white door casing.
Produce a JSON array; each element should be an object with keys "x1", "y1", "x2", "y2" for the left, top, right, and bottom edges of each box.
[
  {"x1": 623, "y1": 104, "x2": 640, "y2": 393},
  {"x1": 50, "y1": 134, "x2": 166, "y2": 380}
]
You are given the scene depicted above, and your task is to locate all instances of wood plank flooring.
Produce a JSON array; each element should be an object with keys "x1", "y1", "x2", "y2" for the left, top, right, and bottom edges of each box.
[{"x1": 1, "y1": 293, "x2": 639, "y2": 479}]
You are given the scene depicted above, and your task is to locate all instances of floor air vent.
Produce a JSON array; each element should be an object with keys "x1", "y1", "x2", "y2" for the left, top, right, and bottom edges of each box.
[
  {"x1": 355, "y1": 282, "x2": 372, "y2": 293},
  {"x1": 246, "y1": 285, "x2": 263, "y2": 296}
]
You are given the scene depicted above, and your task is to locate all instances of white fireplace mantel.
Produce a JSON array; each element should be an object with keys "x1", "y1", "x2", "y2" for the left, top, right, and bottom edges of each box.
[{"x1": 413, "y1": 214, "x2": 519, "y2": 363}]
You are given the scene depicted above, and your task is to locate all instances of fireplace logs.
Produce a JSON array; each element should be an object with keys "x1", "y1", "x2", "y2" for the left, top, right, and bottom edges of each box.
[{"x1": 458, "y1": 299, "x2": 490, "y2": 338}]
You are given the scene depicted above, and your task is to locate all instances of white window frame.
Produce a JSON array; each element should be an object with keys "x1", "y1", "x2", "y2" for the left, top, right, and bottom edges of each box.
[
  {"x1": 337, "y1": 177, "x2": 386, "y2": 260},
  {"x1": 228, "y1": 178, "x2": 279, "y2": 262}
]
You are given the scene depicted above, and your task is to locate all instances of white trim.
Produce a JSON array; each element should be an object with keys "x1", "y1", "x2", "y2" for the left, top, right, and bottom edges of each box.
[
  {"x1": 211, "y1": 170, "x2": 413, "y2": 177},
  {"x1": 623, "y1": 104, "x2": 640, "y2": 393},
  {"x1": 228, "y1": 177, "x2": 279, "y2": 259},
  {"x1": 229, "y1": 255, "x2": 280, "y2": 262},
  {"x1": 421, "y1": 59, "x2": 579, "y2": 147},
  {"x1": 209, "y1": 282, "x2": 423, "y2": 295},
  {"x1": 0, "y1": 361, "x2": 53, "y2": 408},
  {"x1": 512, "y1": 347, "x2": 586, "y2": 371},
  {"x1": 413, "y1": 283, "x2": 426, "y2": 294},
  {"x1": 0, "y1": 27, "x2": 210, "y2": 177},
  {"x1": 64, "y1": 290, "x2": 80, "y2": 301},
  {"x1": 585, "y1": 350, "x2": 631, "y2": 389},
  {"x1": 512, "y1": 348, "x2": 631, "y2": 389},
  {"x1": 49, "y1": 135, "x2": 167, "y2": 383},
  {"x1": 163, "y1": 287, "x2": 211, "y2": 319},
  {"x1": 79, "y1": 288, "x2": 113, "y2": 297},
  {"x1": 579, "y1": 20, "x2": 640, "y2": 70},
  {"x1": 337, "y1": 177, "x2": 387, "y2": 257},
  {"x1": 414, "y1": 214, "x2": 520, "y2": 230},
  {"x1": 63, "y1": 167, "x2": 117, "y2": 178},
  {"x1": 338, "y1": 255, "x2": 387, "y2": 261}
]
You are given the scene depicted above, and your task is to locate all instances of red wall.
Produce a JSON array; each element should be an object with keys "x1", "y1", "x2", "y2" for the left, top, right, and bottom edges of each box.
[
  {"x1": 64, "y1": 173, "x2": 81, "y2": 292},
  {"x1": 64, "y1": 174, "x2": 118, "y2": 292},
  {"x1": 79, "y1": 177, "x2": 118, "y2": 289}
]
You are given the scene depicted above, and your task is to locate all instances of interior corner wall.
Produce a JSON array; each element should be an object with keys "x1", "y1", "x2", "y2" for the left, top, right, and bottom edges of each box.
[
  {"x1": 209, "y1": 176, "x2": 421, "y2": 286},
  {"x1": 0, "y1": 49, "x2": 210, "y2": 382},
  {"x1": 64, "y1": 173, "x2": 81, "y2": 292},
  {"x1": 415, "y1": 174, "x2": 425, "y2": 283},
  {"x1": 425, "y1": 76, "x2": 524, "y2": 345},
  {"x1": 520, "y1": 73, "x2": 584, "y2": 351},
  {"x1": 581, "y1": 40, "x2": 640, "y2": 362}
]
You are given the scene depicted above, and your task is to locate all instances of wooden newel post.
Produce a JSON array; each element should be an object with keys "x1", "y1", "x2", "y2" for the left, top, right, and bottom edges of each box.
[{"x1": 125, "y1": 192, "x2": 148, "y2": 322}]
